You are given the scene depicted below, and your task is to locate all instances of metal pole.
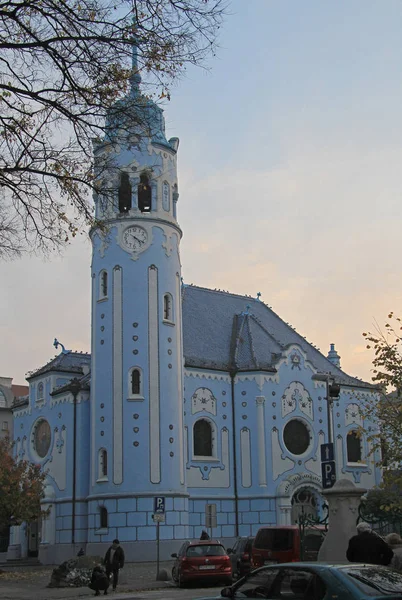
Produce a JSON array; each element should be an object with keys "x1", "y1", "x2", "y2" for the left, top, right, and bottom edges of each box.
[
  {"x1": 156, "y1": 521, "x2": 160, "y2": 580},
  {"x1": 326, "y1": 378, "x2": 333, "y2": 444},
  {"x1": 72, "y1": 389, "x2": 77, "y2": 547}
]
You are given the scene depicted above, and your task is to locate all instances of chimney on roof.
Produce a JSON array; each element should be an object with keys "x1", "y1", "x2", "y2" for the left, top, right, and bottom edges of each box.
[{"x1": 327, "y1": 343, "x2": 341, "y2": 368}]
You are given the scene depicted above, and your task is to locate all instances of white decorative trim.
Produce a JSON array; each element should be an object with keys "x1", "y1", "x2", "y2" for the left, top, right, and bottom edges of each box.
[
  {"x1": 176, "y1": 272, "x2": 185, "y2": 486},
  {"x1": 113, "y1": 265, "x2": 123, "y2": 485},
  {"x1": 91, "y1": 272, "x2": 96, "y2": 487},
  {"x1": 275, "y1": 344, "x2": 318, "y2": 375},
  {"x1": 240, "y1": 428, "x2": 252, "y2": 488},
  {"x1": 256, "y1": 396, "x2": 267, "y2": 486},
  {"x1": 236, "y1": 373, "x2": 278, "y2": 389},
  {"x1": 185, "y1": 369, "x2": 231, "y2": 383},
  {"x1": 14, "y1": 407, "x2": 31, "y2": 418},
  {"x1": 148, "y1": 265, "x2": 160, "y2": 483}
]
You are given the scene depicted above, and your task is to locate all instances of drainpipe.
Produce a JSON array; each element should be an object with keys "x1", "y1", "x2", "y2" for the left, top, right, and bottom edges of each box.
[
  {"x1": 69, "y1": 378, "x2": 81, "y2": 548},
  {"x1": 230, "y1": 371, "x2": 239, "y2": 536}
]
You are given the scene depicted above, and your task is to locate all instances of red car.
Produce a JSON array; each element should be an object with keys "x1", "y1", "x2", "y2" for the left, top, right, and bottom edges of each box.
[{"x1": 171, "y1": 540, "x2": 232, "y2": 587}]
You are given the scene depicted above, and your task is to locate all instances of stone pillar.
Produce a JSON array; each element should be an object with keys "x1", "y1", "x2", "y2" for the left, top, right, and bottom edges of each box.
[{"x1": 318, "y1": 478, "x2": 366, "y2": 562}]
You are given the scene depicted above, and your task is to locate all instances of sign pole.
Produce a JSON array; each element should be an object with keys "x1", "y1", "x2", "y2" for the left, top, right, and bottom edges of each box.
[{"x1": 156, "y1": 520, "x2": 160, "y2": 580}]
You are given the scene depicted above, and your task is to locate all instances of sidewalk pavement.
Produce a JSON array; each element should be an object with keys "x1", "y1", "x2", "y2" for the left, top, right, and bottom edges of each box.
[{"x1": 0, "y1": 561, "x2": 175, "y2": 600}]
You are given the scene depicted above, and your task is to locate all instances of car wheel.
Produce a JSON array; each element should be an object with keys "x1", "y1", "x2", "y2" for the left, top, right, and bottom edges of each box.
[
  {"x1": 172, "y1": 566, "x2": 179, "y2": 583},
  {"x1": 177, "y1": 572, "x2": 184, "y2": 588}
]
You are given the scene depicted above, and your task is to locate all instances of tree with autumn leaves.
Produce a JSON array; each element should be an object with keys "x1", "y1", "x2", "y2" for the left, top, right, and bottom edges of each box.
[
  {"x1": 0, "y1": 0, "x2": 226, "y2": 258},
  {"x1": 0, "y1": 438, "x2": 47, "y2": 529},
  {"x1": 361, "y1": 312, "x2": 402, "y2": 515}
]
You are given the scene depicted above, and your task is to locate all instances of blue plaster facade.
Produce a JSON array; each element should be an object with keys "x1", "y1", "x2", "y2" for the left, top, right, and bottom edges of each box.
[{"x1": 9, "y1": 61, "x2": 381, "y2": 564}]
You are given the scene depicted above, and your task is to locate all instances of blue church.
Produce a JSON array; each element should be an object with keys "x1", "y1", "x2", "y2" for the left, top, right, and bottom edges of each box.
[{"x1": 9, "y1": 54, "x2": 381, "y2": 564}]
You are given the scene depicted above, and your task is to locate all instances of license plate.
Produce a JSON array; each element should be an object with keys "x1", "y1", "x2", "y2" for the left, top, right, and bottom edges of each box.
[{"x1": 199, "y1": 565, "x2": 216, "y2": 570}]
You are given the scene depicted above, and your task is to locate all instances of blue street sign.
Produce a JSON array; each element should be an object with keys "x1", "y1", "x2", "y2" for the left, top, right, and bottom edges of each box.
[
  {"x1": 320, "y1": 443, "x2": 334, "y2": 462},
  {"x1": 321, "y1": 460, "x2": 336, "y2": 489},
  {"x1": 154, "y1": 496, "x2": 165, "y2": 514}
]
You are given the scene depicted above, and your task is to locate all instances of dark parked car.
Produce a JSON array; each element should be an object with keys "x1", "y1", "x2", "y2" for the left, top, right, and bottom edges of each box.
[
  {"x1": 227, "y1": 536, "x2": 254, "y2": 579},
  {"x1": 195, "y1": 562, "x2": 402, "y2": 600},
  {"x1": 171, "y1": 540, "x2": 232, "y2": 587}
]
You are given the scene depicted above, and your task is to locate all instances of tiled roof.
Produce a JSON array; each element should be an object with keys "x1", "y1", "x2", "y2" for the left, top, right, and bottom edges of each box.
[
  {"x1": 11, "y1": 384, "x2": 29, "y2": 398},
  {"x1": 26, "y1": 351, "x2": 91, "y2": 380},
  {"x1": 182, "y1": 285, "x2": 371, "y2": 388}
]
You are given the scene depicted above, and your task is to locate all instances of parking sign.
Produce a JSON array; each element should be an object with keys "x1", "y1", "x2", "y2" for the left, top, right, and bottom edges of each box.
[{"x1": 154, "y1": 496, "x2": 165, "y2": 514}]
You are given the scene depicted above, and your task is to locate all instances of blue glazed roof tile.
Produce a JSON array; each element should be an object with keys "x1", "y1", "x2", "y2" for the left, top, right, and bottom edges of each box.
[{"x1": 182, "y1": 285, "x2": 370, "y2": 387}]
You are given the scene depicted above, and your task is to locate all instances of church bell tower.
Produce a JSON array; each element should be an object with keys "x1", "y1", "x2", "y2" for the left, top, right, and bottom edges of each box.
[{"x1": 88, "y1": 46, "x2": 188, "y2": 550}]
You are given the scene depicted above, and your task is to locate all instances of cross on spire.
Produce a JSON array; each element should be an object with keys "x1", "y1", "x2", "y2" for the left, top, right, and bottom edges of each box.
[{"x1": 129, "y1": 31, "x2": 142, "y2": 95}]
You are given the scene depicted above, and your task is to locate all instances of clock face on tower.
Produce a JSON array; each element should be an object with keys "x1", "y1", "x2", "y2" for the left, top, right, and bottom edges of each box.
[{"x1": 122, "y1": 226, "x2": 148, "y2": 251}]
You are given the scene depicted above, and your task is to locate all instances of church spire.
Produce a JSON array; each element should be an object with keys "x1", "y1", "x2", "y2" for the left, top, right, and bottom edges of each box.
[{"x1": 129, "y1": 34, "x2": 142, "y2": 95}]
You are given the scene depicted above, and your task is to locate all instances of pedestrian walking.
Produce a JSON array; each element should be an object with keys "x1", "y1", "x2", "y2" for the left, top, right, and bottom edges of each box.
[
  {"x1": 200, "y1": 530, "x2": 210, "y2": 540},
  {"x1": 104, "y1": 538, "x2": 125, "y2": 592},
  {"x1": 346, "y1": 522, "x2": 393, "y2": 566},
  {"x1": 88, "y1": 565, "x2": 110, "y2": 596},
  {"x1": 385, "y1": 533, "x2": 402, "y2": 571}
]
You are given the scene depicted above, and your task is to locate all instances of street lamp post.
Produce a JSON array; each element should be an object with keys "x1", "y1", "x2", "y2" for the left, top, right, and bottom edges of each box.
[
  {"x1": 68, "y1": 378, "x2": 81, "y2": 548},
  {"x1": 325, "y1": 377, "x2": 340, "y2": 444}
]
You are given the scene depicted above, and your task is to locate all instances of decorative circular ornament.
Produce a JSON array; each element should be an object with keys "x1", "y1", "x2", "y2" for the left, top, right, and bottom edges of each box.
[
  {"x1": 133, "y1": 427, "x2": 139, "y2": 433},
  {"x1": 33, "y1": 420, "x2": 51, "y2": 458},
  {"x1": 283, "y1": 420, "x2": 310, "y2": 455},
  {"x1": 122, "y1": 225, "x2": 148, "y2": 252},
  {"x1": 133, "y1": 414, "x2": 139, "y2": 419},
  {"x1": 222, "y1": 391, "x2": 226, "y2": 396},
  {"x1": 133, "y1": 322, "x2": 138, "y2": 328},
  {"x1": 169, "y1": 424, "x2": 174, "y2": 430}
]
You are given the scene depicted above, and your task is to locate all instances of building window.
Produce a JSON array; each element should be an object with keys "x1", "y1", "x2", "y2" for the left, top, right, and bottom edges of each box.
[
  {"x1": 128, "y1": 367, "x2": 143, "y2": 399},
  {"x1": 99, "y1": 506, "x2": 108, "y2": 529},
  {"x1": 162, "y1": 181, "x2": 170, "y2": 211},
  {"x1": 37, "y1": 382, "x2": 44, "y2": 402},
  {"x1": 99, "y1": 270, "x2": 108, "y2": 299},
  {"x1": 138, "y1": 173, "x2": 151, "y2": 212},
  {"x1": 163, "y1": 293, "x2": 174, "y2": 322},
  {"x1": 118, "y1": 172, "x2": 132, "y2": 213},
  {"x1": 193, "y1": 419, "x2": 214, "y2": 458},
  {"x1": 98, "y1": 448, "x2": 108, "y2": 479},
  {"x1": 131, "y1": 369, "x2": 140, "y2": 395},
  {"x1": 0, "y1": 391, "x2": 6, "y2": 408},
  {"x1": 2, "y1": 421, "x2": 8, "y2": 431},
  {"x1": 347, "y1": 430, "x2": 362, "y2": 463},
  {"x1": 283, "y1": 419, "x2": 311, "y2": 455}
]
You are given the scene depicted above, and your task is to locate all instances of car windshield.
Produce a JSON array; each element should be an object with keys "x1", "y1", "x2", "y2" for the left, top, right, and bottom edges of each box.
[
  {"x1": 255, "y1": 529, "x2": 294, "y2": 551},
  {"x1": 342, "y1": 566, "x2": 402, "y2": 595},
  {"x1": 186, "y1": 544, "x2": 226, "y2": 557}
]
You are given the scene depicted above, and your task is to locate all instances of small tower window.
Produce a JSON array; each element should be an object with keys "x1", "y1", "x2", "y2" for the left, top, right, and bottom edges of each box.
[
  {"x1": 99, "y1": 270, "x2": 108, "y2": 299},
  {"x1": 37, "y1": 382, "x2": 44, "y2": 401},
  {"x1": 118, "y1": 172, "x2": 132, "y2": 213},
  {"x1": 347, "y1": 430, "x2": 362, "y2": 463},
  {"x1": 194, "y1": 419, "x2": 214, "y2": 458},
  {"x1": 131, "y1": 369, "x2": 140, "y2": 395},
  {"x1": 138, "y1": 173, "x2": 152, "y2": 212},
  {"x1": 98, "y1": 448, "x2": 108, "y2": 479},
  {"x1": 163, "y1": 293, "x2": 174, "y2": 322},
  {"x1": 128, "y1": 367, "x2": 143, "y2": 399},
  {"x1": 99, "y1": 506, "x2": 108, "y2": 529}
]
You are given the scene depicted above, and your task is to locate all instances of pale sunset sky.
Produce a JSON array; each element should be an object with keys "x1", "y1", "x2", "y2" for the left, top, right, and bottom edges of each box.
[{"x1": 2, "y1": 0, "x2": 402, "y2": 384}]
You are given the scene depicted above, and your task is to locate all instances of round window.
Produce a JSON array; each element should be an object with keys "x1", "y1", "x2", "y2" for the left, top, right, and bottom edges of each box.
[
  {"x1": 33, "y1": 419, "x2": 51, "y2": 458},
  {"x1": 283, "y1": 420, "x2": 310, "y2": 455}
]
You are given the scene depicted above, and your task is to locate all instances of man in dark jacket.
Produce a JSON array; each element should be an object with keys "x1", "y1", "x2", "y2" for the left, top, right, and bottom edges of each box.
[
  {"x1": 104, "y1": 539, "x2": 125, "y2": 591},
  {"x1": 347, "y1": 522, "x2": 393, "y2": 565}
]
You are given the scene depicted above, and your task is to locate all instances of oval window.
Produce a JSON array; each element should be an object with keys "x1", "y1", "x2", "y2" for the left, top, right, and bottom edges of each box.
[
  {"x1": 283, "y1": 420, "x2": 310, "y2": 455},
  {"x1": 34, "y1": 419, "x2": 51, "y2": 458}
]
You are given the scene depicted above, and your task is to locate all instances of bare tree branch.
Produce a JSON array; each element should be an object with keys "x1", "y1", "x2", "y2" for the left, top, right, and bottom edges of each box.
[{"x1": 0, "y1": 0, "x2": 227, "y2": 257}]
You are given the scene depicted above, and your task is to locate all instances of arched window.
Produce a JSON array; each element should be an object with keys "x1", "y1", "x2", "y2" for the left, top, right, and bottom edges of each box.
[
  {"x1": 99, "y1": 270, "x2": 108, "y2": 299},
  {"x1": 138, "y1": 173, "x2": 152, "y2": 212},
  {"x1": 347, "y1": 430, "x2": 362, "y2": 463},
  {"x1": 128, "y1": 367, "x2": 143, "y2": 399},
  {"x1": 131, "y1": 369, "x2": 140, "y2": 395},
  {"x1": 0, "y1": 391, "x2": 6, "y2": 408},
  {"x1": 118, "y1": 172, "x2": 132, "y2": 213},
  {"x1": 99, "y1": 506, "x2": 108, "y2": 529},
  {"x1": 98, "y1": 448, "x2": 108, "y2": 479},
  {"x1": 194, "y1": 419, "x2": 213, "y2": 457},
  {"x1": 162, "y1": 181, "x2": 170, "y2": 211},
  {"x1": 37, "y1": 382, "x2": 44, "y2": 401},
  {"x1": 163, "y1": 293, "x2": 174, "y2": 322}
]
